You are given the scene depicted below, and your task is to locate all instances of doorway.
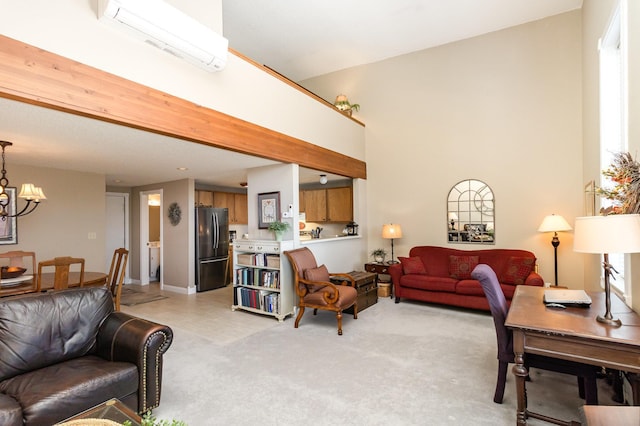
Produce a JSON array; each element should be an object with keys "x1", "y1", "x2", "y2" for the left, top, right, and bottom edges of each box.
[
  {"x1": 139, "y1": 190, "x2": 163, "y2": 286},
  {"x1": 105, "y1": 192, "x2": 130, "y2": 281}
]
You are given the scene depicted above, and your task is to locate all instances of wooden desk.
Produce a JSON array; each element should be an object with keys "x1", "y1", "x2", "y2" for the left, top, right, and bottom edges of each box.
[
  {"x1": 505, "y1": 286, "x2": 640, "y2": 425},
  {"x1": 580, "y1": 406, "x2": 640, "y2": 426}
]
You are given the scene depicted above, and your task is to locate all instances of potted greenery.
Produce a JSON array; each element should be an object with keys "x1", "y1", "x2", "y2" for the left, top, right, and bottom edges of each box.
[
  {"x1": 370, "y1": 248, "x2": 387, "y2": 263},
  {"x1": 268, "y1": 221, "x2": 290, "y2": 241},
  {"x1": 124, "y1": 411, "x2": 187, "y2": 426},
  {"x1": 334, "y1": 94, "x2": 360, "y2": 117}
]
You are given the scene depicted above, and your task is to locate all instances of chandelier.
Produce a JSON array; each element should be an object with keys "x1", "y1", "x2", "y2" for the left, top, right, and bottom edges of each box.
[{"x1": 0, "y1": 141, "x2": 46, "y2": 220}]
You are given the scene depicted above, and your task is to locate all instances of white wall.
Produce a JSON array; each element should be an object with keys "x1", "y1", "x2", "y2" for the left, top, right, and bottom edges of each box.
[
  {"x1": 9, "y1": 165, "x2": 105, "y2": 270},
  {"x1": 303, "y1": 11, "x2": 584, "y2": 288}
]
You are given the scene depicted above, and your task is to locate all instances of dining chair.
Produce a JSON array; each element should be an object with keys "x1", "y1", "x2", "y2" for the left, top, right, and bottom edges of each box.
[
  {"x1": 284, "y1": 247, "x2": 358, "y2": 335},
  {"x1": 107, "y1": 247, "x2": 129, "y2": 311},
  {"x1": 0, "y1": 250, "x2": 37, "y2": 294},
  {"x1": 471, "y1": 264, "x2": 599, "y2": 404},
  {"x1": 37, "y1": 256, "x2": 85, "y2": 291}
]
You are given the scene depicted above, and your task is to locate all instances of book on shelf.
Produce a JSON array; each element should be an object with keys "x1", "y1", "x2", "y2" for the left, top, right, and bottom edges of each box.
[{"x1": 236, "y1": 287, "x2": 279, "y2": 313}]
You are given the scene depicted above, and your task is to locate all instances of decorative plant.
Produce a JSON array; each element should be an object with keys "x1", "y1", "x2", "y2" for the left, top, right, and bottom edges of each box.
[
  {"x1": 123, "y1": 412, "x2": 188, "y2": 426},
  {"x1": 267, "y1": 221, "x2": 290, "y2": 232},
  {"x1": 596, "y1": 152, "x2": 640, "y2": 215},
  {"x1": 370, "y1": 248, "x2": 387, "y2": 262},
  {"x1": 334, "y1": 94, "x2": 360, "y2": 114}
]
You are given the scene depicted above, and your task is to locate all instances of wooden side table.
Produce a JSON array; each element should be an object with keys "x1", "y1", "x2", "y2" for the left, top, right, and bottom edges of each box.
[{"x1": 364, "y1": 262, "x2": 393, "y2": 298}]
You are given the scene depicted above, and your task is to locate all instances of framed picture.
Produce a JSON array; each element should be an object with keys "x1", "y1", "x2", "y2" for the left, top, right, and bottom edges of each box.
[
  {"x1": 258, "y1": 191, "x2": 280, "y2": 229},
  {"x1": 0, "y1": 187, "x2": 17, "y2": 244}
]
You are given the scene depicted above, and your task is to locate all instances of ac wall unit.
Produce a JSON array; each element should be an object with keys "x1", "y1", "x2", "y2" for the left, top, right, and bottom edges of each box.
[{"x1": 98, "y1": 0, "x2": 228, "y2": 72}]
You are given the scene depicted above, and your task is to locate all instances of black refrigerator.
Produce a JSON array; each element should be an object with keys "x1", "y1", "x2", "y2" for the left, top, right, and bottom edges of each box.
[{"x1": 195, "y1": 207, "x2": 229, "y2": 292}]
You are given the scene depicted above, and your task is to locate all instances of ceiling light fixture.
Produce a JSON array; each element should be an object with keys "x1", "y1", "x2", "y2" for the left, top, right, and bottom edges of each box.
[
  {"x1": 0, "y1": 141, "x2": 46, "y2": 220},
  {"x1": 319, "y1": 174, "x2": 328, "y2": 185}
]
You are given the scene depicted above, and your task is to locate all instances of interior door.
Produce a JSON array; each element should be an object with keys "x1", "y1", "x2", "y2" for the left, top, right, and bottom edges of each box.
[{"x1": 105, "y1": 192, "x2": 129, "y2": 279}]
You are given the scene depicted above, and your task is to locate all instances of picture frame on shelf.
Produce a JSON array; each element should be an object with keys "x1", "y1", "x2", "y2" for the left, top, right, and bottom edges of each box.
[
  {"x1": 258, "y1": 191, "x2": 280, "y2": 229},
  {"x1": 0, "y1": 187, "x2": 17, "y2": 245}
]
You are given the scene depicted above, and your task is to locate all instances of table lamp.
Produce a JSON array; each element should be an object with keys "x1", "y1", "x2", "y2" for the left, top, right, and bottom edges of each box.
[
  {"x1": 573, "y1": 214, "x2": 640, "y2": 326},
  {"x1": 448, "y1": 212, "x2": 458, "y2": 230},
  {"x1": 538, "y1": 214, "x2": 573, "y2": 286},
  {"x1": 382, "y1": 224, "x2": 402, "y2": 264}
]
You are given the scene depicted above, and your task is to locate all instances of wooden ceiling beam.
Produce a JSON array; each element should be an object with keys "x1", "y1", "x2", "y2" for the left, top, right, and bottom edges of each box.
[{"x1": 0, "y1": 35, "x2": 366, "y2": 180}]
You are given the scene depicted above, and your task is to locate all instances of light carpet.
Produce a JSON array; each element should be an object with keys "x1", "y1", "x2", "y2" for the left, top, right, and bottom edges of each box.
[{"x1": 124, "y1": 286, "x2": 620, "y2": 425}]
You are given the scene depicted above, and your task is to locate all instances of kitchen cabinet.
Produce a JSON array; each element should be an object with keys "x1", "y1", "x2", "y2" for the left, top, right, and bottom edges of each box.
[
  {"x1": 195, "y1": 190, "x2": 213, "y2": 207},
  {"x1": 213, "y1": 191, "x2": 248, "y2": 224},
  {"x1": 300, "y1": 187, "x2": 352, "y2": 222}
]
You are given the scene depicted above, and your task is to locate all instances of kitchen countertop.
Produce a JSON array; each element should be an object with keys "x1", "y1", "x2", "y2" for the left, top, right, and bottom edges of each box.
[{"x1": 300, "y1": 235, "x2": 360, "y2": 244}]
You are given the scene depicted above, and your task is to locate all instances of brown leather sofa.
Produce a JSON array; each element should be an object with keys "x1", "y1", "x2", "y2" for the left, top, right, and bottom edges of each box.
[{"x1": 0, "y1": 286, "x2": 173, "y2": 426}]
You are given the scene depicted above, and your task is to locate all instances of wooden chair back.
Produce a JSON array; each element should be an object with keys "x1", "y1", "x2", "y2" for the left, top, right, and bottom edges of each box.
[
  {"x1": 37, "y1": 256, "x2": 85, "y2": 290},
  {"x1": 0, "y1": 250, "x2": 37, "y2": 294},
  {"x1": 107, "y1": 248, "x2": 129, "y2": 310}
]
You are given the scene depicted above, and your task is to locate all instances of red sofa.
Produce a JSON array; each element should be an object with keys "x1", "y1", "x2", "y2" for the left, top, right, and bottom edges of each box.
[{"x1": 388, "y1": 246, "x2": 544, "y2": 311}]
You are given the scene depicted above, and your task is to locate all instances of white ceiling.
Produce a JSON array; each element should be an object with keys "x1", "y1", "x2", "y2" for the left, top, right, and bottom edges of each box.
[
  {"x1": 0, "y1": 0, "x2": 583, "y2": 189},
  {"x1": 222, "y1": 0, "x2": 583, "y2": 81}
]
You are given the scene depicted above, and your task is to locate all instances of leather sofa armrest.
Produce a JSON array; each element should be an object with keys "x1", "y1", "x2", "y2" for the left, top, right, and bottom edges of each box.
[
  {"x1": 525, "y1": 271, "x2": 544, "y2": 287},
  {"x1": 95, "y1": 312, "x2": 173, "y2": 413}
]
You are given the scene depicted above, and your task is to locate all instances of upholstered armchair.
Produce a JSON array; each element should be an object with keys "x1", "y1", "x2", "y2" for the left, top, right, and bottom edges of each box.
[{"x1": 284, "y1": 247, "x2": 358, "y2": 335}]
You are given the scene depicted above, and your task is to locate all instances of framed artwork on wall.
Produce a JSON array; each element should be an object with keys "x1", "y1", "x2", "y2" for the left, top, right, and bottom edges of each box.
[
  {"x1": 0, "y1": 187, "x2": 17, "y2": 245},
  {"x1": 258, "y1": 191, "x2": 280, "y2": 229}
]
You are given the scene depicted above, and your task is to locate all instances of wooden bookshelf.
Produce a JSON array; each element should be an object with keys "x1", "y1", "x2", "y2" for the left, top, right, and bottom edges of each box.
[{"x1": 231, "y1": 240, "x2": 294, "y2": 322}]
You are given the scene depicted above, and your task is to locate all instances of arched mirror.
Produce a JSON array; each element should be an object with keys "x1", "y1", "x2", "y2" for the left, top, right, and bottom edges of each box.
[{"x1": 447, "y1": 179, "x2": 494, "y2": 244}]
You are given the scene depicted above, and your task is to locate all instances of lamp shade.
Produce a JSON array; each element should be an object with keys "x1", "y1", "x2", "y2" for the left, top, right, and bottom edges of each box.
[
  {"x1": 574, "y1": 214, "x2": 640, "y2": 254},
  {"x1": 448, "y1": 212, "x2": 458, "y2": 221},
  {"x1": 538, "y1": 214, "x2": 572, "y2": 233},
  {"x1": 382, "y1": 224, "x2": 402, "y2": 239}
]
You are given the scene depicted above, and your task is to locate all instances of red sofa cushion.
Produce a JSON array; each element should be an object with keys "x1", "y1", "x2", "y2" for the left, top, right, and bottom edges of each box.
[
  {"x1": 448, "y1": 255, "x2": 479, "y2": 279},
  {"x1": 400, "y1": 275, "x2": 457, "y2": 293},
  {"x1": 399, "y1": 256, "x2": 427, "y2": 274},
  {"x1": 501, "y1": 256, "x2": 536, "y2": 285},
  {"x1": 456, "y1": 279, "x2": 485, "y2": 296}
]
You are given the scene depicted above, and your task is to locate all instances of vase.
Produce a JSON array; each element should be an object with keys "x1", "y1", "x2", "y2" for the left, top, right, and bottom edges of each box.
[
  {"x1": 374, "y1": 255, "x2": 384, "y2": 263},
  {"x1": 274, "y1": 231, "x2": 283, "y2": 241}
]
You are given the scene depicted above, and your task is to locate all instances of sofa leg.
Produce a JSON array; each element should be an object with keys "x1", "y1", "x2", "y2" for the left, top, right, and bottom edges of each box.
[{"x1": 395, "y1": 297, "x2": 400, "y2": 304}]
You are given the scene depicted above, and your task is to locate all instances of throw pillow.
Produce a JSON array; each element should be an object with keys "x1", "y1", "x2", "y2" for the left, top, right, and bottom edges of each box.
[
  {"x1": 304, "y1": 264, "x2": 330, "y2": 293},
  {"x1": 399, "y1": 256, "x2": 427, "y2": 275},
  {"x1": 501, "y1": 257, "x2": 535, "y2": 285},
  {"x1": 449, "y1": 255, "x2": 479, "y2": 280},
  {"x1": 305, "y1": 264, "x2": 330, "y2": 282}
]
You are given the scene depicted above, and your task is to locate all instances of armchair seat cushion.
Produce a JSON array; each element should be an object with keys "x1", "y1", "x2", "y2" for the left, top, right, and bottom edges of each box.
[
  {"x1": 0, "y1": 356, "x2": 138, "y2": 426},
  {"x1": 304, "y1": 285, "x2": 357, "y2": 309}
]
